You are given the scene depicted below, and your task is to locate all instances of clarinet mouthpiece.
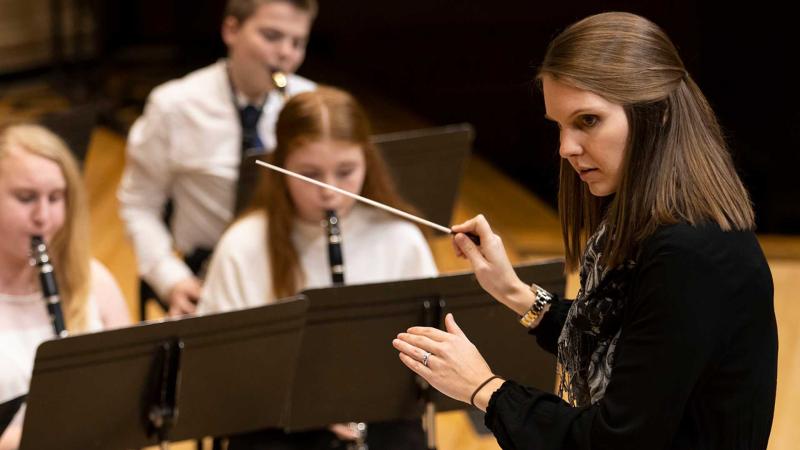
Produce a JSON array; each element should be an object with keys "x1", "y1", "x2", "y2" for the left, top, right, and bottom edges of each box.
[{"x1": 272, "y1": 71, "x2": 288, "y2": 89}]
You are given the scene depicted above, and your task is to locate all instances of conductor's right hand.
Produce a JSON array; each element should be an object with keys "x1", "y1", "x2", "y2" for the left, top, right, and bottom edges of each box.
[
  {"x1": 451, "y1": 215, "x2": 532, "y2": 315},
  {"x1": 167, "y1": 276, "x2": 201, "y2": 316}
]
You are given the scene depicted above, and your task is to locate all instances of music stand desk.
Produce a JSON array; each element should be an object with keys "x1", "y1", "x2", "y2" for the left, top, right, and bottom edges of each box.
[
  {"x1": 20, "y1": 297, "x2": 308, "y2": 449},
  {"x1": 284, "y1": 260, "x2": 563, "y2": 431}
]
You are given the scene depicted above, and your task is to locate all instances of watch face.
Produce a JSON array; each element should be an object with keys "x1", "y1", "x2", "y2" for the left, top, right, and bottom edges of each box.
[{"x1": 538, "y1": 288, "x2": 554, "y2": 301}]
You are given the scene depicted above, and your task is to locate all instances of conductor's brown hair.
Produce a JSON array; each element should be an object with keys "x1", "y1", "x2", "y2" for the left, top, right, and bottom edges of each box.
[{"x1": 539, "y1": 12, "x2": 754, "y2": 270}]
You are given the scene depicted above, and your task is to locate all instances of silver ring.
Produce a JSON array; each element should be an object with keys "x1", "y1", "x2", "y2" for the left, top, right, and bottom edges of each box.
[{"x1": 422, "y1": 351, "x2": 431, "y2": 367}]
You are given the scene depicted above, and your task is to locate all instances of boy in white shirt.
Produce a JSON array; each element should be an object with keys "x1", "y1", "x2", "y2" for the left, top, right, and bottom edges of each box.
[{"x1": 118, "y1": 0, "x2": 318, "y2": 316}]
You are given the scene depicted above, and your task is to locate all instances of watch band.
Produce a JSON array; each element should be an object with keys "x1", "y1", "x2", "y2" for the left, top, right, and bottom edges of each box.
[{"x1": 519, "y1": 285, "x2": 554, "y2": 328}]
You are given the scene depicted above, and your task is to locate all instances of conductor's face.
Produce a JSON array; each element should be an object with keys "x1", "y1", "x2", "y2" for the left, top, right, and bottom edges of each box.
[
  {"x1": 542, "y1": 75, "x2": 629, "y2": 197},
  {"x1": 284, "y1": 140, "x2": 367, "y2": 223},
  {"x1": 222, "y1": 2, "x2": 312, "y2": 91}
]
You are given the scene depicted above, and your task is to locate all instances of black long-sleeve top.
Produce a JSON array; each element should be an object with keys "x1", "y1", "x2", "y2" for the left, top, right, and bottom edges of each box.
[{"x1": 485, "y1": 223, "x2": 778, "y2": 450}]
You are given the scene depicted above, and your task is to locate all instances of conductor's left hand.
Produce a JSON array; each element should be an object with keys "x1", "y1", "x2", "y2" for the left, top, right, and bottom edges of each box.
[{"x1": 393, "y1": 313, "x2": 495, "y2": 405}]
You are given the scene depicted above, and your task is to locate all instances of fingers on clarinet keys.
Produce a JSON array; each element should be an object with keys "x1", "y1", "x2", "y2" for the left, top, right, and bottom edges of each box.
[{"x1": 422, "y1": 351, "x2": 432, "y2": 368}]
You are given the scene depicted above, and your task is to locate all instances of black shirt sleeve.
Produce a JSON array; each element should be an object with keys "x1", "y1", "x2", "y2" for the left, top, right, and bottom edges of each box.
[
  {"x1": 529, "y1": 296, "x2": 572, "y2": 355},
  {"x1": 485, "y1": 225, "x2": 747, "y2": 450}
]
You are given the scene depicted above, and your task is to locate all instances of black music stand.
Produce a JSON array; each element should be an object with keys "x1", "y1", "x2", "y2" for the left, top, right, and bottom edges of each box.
[
  {"x1": 373, "y1": 123, "x2": 474, "y2": 227},
  {"x1": 283, "y1": 260, "x2": 563, "y2": 436},
  {"x1": 19, "y1": 297, "x2": 308, "y2": 450},
  {"x1": 433, "y1": 261, "x2": 564, "y2": 412},
  {"x1": 284, "y1": 283, "x2": 429, "y2": 431}
]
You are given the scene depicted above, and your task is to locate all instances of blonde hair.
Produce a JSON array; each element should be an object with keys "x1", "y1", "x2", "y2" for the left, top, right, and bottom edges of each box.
[
  {"x1": 245, "y1": 86, "x2": 414, "y2": 298},
  {"x1": 0, "y1": 124, "x2": 91, "y2": 331},
  {"x1": 539, "y1": 12, "x2": 755, "y2": 270}
]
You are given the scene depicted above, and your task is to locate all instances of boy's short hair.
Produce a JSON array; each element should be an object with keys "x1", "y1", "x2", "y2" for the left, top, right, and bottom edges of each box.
[{"x1": 224, "y1": 0, "x2": 318, "y2": 23}]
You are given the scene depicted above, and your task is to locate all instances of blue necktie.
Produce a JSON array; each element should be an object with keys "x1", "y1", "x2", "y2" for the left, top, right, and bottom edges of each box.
[
  {"x1": 235, "y1": 104, "x2": 265, "y2": 214},
  {"x1": 239, "y1": 104, "x2": 264, "y2": 155}
]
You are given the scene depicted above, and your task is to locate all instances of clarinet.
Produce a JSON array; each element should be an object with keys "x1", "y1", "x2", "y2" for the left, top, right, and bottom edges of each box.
[
  {"x1": 323, "y1": 210, "x2": 367, "y2": 450},
  {"x1": 29, "y1": 235, "x2": 68, "y2": 338},
  {"x1": 325, "y1": 209, "x2": 345, "y2": 286}
]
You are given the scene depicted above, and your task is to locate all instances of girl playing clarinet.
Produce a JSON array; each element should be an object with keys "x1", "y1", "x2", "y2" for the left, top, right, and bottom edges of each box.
[
  {"x1": 0, "y1": 124, "x2": 130, "y2": 450},
  {"x1": 199, "y1": 86, "x2": 438, "y2": 449}
]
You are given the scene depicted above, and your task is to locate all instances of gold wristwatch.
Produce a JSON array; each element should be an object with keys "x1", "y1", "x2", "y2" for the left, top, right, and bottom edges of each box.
[{"x1": 519, "y1": 285, "x2": 554, "y2": 328}]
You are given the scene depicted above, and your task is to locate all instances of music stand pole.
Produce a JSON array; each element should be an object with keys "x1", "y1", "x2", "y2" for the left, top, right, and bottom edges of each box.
[
  {"x1": 420, "y1": 298, "x2": 445, "y2": 450},
  {"x1": 146, "y1": 338, "x2": 183, "y2": 449}
]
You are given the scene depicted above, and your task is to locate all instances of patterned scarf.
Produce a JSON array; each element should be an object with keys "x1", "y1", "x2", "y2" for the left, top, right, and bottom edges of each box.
[{"x1": 556, "y1": 223, "x2": 636, "y2": 406}]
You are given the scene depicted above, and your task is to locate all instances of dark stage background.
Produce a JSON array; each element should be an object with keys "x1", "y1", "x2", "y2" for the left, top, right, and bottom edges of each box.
[{"x1": 14, "y1": 0, "x2": 800, "y2": 233}]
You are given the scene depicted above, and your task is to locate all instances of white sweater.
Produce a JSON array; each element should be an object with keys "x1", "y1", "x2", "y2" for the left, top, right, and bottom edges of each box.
[
  {"x1": 198, "y1": 204, "x2": 439, "y2": 313},
  {"x1": 0, "y1": 260, "x2": 128, "y2": 449}
]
